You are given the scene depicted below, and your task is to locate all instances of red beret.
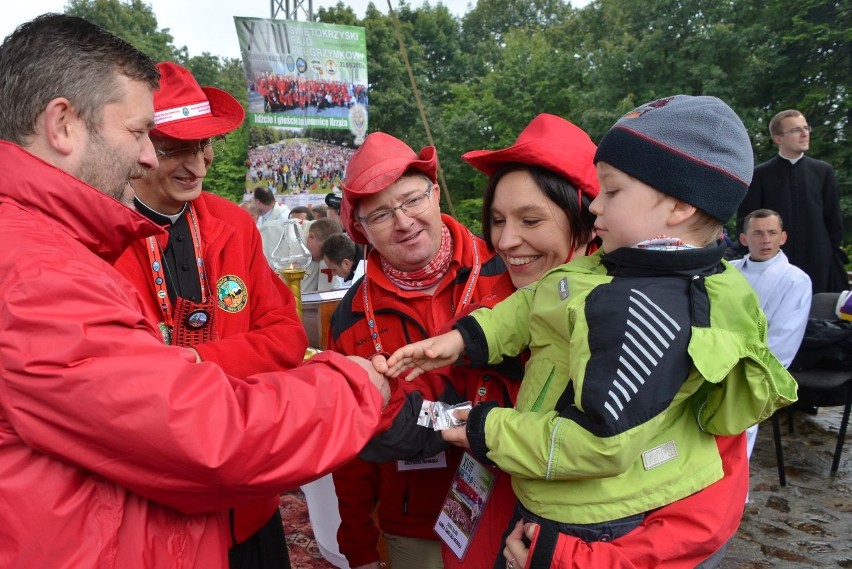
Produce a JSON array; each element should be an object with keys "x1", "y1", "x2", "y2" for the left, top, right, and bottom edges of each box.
[
  {"x1": 341, "y1": 132, "x2": 437, "y2": 244},
  {"x1": 462, "y1": 113, "x2": 599, "y2": 200}
]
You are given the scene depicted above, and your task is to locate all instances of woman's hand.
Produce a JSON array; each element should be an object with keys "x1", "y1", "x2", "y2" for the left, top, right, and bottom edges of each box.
[
  {"x1": 385, "y1": 330, "x2": 465, "y2": 380},
  {"x1": 504, "y1": 519, "x2": 538, "y2": 569}
]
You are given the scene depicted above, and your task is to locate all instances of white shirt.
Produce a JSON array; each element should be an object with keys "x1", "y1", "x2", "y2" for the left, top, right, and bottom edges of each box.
[
  {"x1": 257, "y1": 201, "x2": 290, "y2": 228},
  {"x1": 302, "y1": 259, "x2": 343, "y2": 293},
  {"x1": 730, "y1": 251, "x2": 812, "y2": 367}
]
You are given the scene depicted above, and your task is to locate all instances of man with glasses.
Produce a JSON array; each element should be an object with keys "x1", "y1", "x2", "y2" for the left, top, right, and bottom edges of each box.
[
  {"x1": 327, "y1": 133, "x2": 515, "y2": 569},
  {"x1": 737, "y1": 109, "x2": 845, "y2": 293},
  {"x1": 115, "y1": 62, "x2": 307, "y2": 569}
]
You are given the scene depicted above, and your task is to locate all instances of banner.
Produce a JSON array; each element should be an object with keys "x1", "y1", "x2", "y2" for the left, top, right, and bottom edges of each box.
[{"x1": 235, "y1": 16, "x2": 368, "y2": 142}]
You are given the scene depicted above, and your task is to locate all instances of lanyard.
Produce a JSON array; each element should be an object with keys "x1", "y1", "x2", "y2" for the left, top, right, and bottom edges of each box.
[
  {"x1": 362, "y1": 229, "x2": 480, "y2": 355},
  {"x1": 145, "y1": 204, "x2": 209, "y2": 327}
]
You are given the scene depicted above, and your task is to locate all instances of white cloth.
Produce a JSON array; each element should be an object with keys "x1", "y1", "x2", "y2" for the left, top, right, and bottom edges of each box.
[
  {"x1": 730, "y1": 251, "x2": 812, "y2": 462},
  {"x1": 301, "y1": 475, "x2": 349, "y2": 568},
  {"x1": 302, "y1": 259, "x2": 343, "y2": 293},
  {"x1": 351, "y1": 258, "x2": 366, "y2": 284},
  {"x1": 730, "y1": 251, "x2": 812, "y2": 368},
  {"x1": 256, "y1": 201, "x2": 290, "y2": 228}
]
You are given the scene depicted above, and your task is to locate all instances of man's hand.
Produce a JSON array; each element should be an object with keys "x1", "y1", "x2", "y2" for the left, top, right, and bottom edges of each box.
[
  {"x1": 346, "y1": 355, "x2": 391, "y2": 407},
  {"x1": 385, "y1": 330, "x2": 465, "y2": 380},
  {"x1": 187, "y1": 347, "x2": 202, "y2": 363}
]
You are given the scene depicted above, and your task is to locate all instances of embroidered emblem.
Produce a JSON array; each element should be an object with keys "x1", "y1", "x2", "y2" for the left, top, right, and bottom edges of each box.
[
  {"x1": 216, "y1": 275, "x2": 248, "y2": 313},
  {"x1": 558, "y1": 277, "x2": 569, "y2": 301},
  {"x1": 624, "y1": 96, "x2": 675, "y2": 119}
]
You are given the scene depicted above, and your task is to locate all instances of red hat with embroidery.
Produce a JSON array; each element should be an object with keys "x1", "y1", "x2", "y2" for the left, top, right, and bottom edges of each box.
[
  {"x1": 341, "y1": 132, "x2": 438, "y2": 244},
  {"x1": 151, "y1": 62, "x2": 245, "y2": 140},
  {"x1": 462, "y1": 113, "x2": 599, "y2": 200}
]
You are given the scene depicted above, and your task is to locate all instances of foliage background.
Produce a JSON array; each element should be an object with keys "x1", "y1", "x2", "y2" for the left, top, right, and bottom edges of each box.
[{"x1": 66, "y1": 0, "x2": 849, "y2": 241}]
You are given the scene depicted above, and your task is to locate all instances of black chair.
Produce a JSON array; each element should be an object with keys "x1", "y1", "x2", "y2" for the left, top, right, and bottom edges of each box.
[{"x1": 771, "y1": 292, "x2": 852, "y2": 485}]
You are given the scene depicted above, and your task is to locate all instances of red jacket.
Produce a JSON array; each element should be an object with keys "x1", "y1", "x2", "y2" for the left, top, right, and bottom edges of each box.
[
  {"x1": 115, "y1": 191, "x2": 308, "y2": 544},
  {"x1": 327, "y1": 215, "x2": 515, "y2": 566},
  {"x1": 0, "y1": 142, "x2": 382, "y2": 569}
]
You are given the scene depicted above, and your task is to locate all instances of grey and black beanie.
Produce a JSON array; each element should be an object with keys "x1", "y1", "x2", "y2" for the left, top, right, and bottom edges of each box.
[{"x1": 594, "y1": 95, "x2": 753, "y2": 221}]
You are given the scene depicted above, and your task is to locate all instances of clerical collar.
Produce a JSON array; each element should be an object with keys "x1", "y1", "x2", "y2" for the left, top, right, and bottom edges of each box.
[
  {"x1": 134, "y1": 197, "x2": 188, "y2": 225},
  {"x1": 779, "y1": 152, "x2": 804, "y2": 165}
]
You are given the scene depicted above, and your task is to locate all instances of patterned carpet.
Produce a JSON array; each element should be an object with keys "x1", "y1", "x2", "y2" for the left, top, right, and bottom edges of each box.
[{"x1": 280, "y1": 490, "x2": 339, "y2": 569}]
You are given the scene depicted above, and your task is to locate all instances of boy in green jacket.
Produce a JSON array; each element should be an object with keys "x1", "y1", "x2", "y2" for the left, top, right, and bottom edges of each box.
[{"x1": 386, "y1": 95, "x2": 798, "y2": 568}]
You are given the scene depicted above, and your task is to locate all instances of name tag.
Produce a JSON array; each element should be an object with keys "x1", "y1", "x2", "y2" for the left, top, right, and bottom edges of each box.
[
  {"x1": 435, "y1": 452, "x2": 496, "y2": 561},
  {"x1": 396, "y1": 451, "x2": 448, "y2": 471}
]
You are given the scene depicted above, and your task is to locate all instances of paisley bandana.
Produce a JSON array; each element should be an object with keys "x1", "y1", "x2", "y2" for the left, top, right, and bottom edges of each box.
[
  {"x1": 381, "y1": 223, "x2": 453, "y2": 290},
  {"x1": 634, "y1": 235, "x2": 698, "y2": 251}
]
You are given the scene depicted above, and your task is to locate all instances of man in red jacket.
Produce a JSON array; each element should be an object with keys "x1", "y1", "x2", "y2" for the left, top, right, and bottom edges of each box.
[
  {"x1": 328, "y1": 132, "x2": 516, "y2": 569},
  {"x1": 114, "y1": 62, "x2": 303, "y2": 569},
  {"x1": 0, "y1": 14, "x2": 388, "y2": 569}
]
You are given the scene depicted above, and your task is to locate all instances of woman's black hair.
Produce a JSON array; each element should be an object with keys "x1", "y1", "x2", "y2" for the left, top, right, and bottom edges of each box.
[{"x1": 481, "y1": 163, "x2": 596, "y2": 254}]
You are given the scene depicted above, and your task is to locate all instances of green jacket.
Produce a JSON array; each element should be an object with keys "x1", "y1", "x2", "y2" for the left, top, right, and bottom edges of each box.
[{"x1": 458, "y1": 243, "x2": 797, "y2": 524}]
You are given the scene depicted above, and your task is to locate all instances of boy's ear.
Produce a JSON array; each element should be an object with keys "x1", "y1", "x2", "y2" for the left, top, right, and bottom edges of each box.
[
  {"x1": 739, "y1": 233, "x2": 748, "y2": 246},
  {"x1": 667, "y1": 199, "x2": 697, "y2": 225}
]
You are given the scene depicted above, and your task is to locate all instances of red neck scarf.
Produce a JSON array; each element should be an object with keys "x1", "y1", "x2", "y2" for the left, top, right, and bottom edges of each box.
[{"x1": 381, "y1": 223, "x2": 453, "y2": 291}]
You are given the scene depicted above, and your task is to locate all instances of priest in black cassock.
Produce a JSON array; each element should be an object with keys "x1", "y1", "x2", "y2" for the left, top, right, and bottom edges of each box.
[{"x1": 737, "y1": 109, "x2": 847, "y2": 293}]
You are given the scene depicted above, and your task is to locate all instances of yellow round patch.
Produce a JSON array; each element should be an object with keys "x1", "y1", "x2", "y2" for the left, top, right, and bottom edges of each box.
[{"x1": 216, "y1": 275, "x2": 248, "y2": 313}]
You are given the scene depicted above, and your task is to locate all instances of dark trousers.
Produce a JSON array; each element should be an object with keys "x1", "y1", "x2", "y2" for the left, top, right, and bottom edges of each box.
[{"x1": 228, "y1": 512, "x2": 291, "y2": 569}]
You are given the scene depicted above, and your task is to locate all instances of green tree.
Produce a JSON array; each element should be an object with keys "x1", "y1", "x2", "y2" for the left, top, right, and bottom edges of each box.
[{"x1": 65, "y1": 0, "x2": 178, "y2": 61}]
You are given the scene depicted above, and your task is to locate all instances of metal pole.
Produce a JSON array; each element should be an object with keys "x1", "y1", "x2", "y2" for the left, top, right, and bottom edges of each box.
[{"x1": 274, "y1": 0, "x2": 313, "y2": 20}]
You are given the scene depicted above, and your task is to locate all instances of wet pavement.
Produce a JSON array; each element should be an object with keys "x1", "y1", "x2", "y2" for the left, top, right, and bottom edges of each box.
[{"x1": 720, "y1": 407, "x2": 852, "y2": 568}]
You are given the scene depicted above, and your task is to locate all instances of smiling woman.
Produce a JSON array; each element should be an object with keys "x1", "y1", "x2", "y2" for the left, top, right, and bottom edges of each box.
[{"x1": 464, "y1": 114, "x2": 599, "y2": 288}]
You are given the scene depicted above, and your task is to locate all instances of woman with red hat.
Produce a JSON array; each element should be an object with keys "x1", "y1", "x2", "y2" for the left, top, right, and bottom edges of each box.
[
  {"x1": 456, "y1": 114, "x2": 748, "y2": 569},
  {"x1": 115, "y1": 62, "x2": 305, "y2": 569}
]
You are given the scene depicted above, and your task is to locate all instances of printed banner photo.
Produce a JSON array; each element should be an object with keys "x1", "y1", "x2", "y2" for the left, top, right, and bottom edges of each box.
[{"x1": 235, "y1": 16, "x2": 368, "y2": 142}]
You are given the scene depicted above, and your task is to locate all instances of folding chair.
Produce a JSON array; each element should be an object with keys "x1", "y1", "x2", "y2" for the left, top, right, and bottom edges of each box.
[{"x1": 771, "y1": 292, "x2": 852, "y2": 485}]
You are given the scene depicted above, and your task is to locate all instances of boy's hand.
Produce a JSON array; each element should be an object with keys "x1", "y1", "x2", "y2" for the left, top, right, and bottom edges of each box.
[{"x1": 385, "y1": 330, "x2": 465, "y2": 380}]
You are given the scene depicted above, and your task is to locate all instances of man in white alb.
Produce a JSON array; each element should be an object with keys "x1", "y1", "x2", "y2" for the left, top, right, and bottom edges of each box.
[{"x1": 731, "y1": 208, "x2": 812, "y2": 458}]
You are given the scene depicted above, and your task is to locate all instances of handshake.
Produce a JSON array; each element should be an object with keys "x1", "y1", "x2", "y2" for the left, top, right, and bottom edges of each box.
[{"x1": 346, "y1": 328, "x2": 467, "y2": 411}]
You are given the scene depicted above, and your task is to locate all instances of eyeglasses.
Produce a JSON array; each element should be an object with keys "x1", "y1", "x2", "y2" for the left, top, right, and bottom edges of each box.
[
  {"x1": 782, "y1": 125, "x2": 811, "y2": 136},
  {"x1": 358, "y1": 186, "x2": 434, "y2": 227},
  {"x1": 154, "y1": 135, "x2": 227, "y2": 160}
]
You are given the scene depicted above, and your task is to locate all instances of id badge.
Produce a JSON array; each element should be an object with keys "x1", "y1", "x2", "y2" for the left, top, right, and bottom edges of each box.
[
  {"x1": 396, "y1": 451, "x2": 447, "y2": 472},
  {"x1": 434, "y1": 451, "x2": 496, "y2": 561}
]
